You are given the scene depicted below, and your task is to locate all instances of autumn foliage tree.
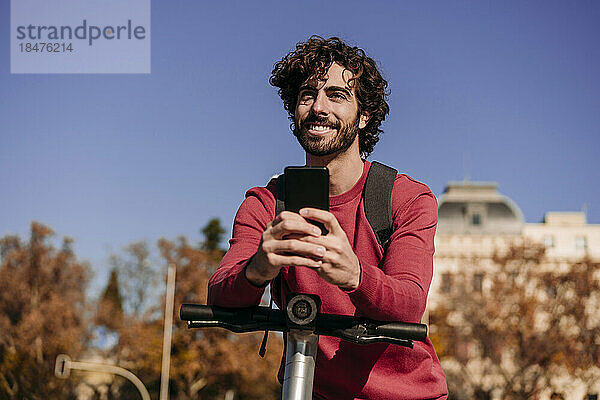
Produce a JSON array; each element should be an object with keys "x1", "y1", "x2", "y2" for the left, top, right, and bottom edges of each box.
[
  {"x1": 109, "y1": 241, "x2": 158, "y2": 319},
  {"x1": 430, "y1": 241, "x2": 600, "y2": 399},
  {"x1": 158, "y1": 233, "x2": 283, "y2": 400},
  {"x1": 100, "y1": 219, "x2": 282, "y2": 399},
  {"x1": 0, "y1": 222, "x2": 91, "y2": 399},
  {"x1": 0, "y1": 219, "x2": 283, "y2": 399},
  {"x1": 92, "y1": 241, "x2": 162, "y2": 398}
]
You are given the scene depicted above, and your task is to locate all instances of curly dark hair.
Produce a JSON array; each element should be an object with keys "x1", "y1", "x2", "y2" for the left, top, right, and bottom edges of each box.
[{"x1": 269, "y1": 36, "x2": 390, "y2": 158}]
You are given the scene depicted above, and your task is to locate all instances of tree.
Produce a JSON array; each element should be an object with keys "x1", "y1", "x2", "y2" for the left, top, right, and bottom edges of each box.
[
  {"x1": 109, "y1": 241, "x2": 159, "y2": 319},
  {"x1": 201, "y1": 218, "x2": 226, "y2": 253},
  {"x1": 430, "y1": 241, "x2": 600, "y2": 399},
  {"x1": 96, "y1": 268, "x2": 124, "y2": 330},
  {"x1": 101, "y1": 234, "x2": 282, "y2": 399},
  {"x1": 89, "y1": 241, "x2": 161, "y2": 399},
  {"x1": 0, "y1": 222, "x2": 91, "y2": 399},
  {"x1": 159, "y1": 235, "x2": 282, "y2": 400}
]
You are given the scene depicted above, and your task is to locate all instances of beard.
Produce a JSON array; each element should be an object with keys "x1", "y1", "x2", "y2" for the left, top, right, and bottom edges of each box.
[{"x1": 293, "y1": 112, "x2": 360, "y2": 157}]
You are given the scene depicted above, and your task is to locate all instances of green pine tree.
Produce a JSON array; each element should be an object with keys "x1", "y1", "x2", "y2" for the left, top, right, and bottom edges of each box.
[
  {"x1": 103, "y1": 268, "x2": 123, "y2": 313},
  {"x1": 96, "y1": 268, "x2": 123, "y2": 329},
  {"x1": 201, "y1": 218, "x2": 225, "y2": 252}
]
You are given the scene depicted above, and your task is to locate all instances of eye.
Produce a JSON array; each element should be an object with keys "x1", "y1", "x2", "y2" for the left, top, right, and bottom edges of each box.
[
  {"x1": 299, "y1": 90, "x2": 316, "y2": 102},
  {"x1": 329, "y1": 92, "x2": 347, "y2": 101}
]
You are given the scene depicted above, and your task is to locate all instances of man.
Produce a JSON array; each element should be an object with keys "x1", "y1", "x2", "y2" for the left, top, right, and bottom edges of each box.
[{"x1": 208, "y1": 36, "x2": 448, "y2": 399}]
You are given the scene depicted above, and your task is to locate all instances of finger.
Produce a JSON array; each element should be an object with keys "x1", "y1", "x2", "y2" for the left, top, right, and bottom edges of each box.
[
  {"x1": 263, "y1": 219, "x2": 274, "y2": 234},
  {"x1": 271, "y1": 217, "x2": 321, "y2": 239},
  {"x1": 299, "y1": 208, "x2": 342, "y2": 235},
  {"x1": 295, "y1": 234, "x2": 328, "y2": 247},
  {"x1": 273, "y1": 210, "x2": 301, "y2": 225},
  {"x1": 268, "y1": 253, "x2": 322, "y2": 268},
  {"x1": 267, "y1": 239, "x2": 325, "y2": 259},
  {"x1": 296, "y1": 238, "x2": 335, "y2": 260},
  {"x1": 318, "y1": 250, "x2": 339, "y2": 266},
  {"x1": 295, "y1": 235, "x2": 344, "y2": 256},
  {"x1": 283, "y1": 233, "x2": 311, "y2": 240}
]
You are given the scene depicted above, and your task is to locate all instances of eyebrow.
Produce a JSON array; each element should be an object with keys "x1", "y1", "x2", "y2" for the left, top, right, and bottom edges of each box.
[{"x1": 299, "y1": 84, "x2": 354, "y2": 98}]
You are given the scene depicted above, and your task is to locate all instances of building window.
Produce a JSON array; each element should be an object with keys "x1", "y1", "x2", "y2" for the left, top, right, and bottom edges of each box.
[
  {"x1": 543, "y1": 235, "x2": 555, "y2": 248},
  {"x1": 575, "y1": 236, "x2": 588, "y2": 250},
  {"x1": 473, "y1": 273, "x2": 484, "y2": 292},
  {"x1": 441, "y1": 273, "x2": 453, "y2": 293},
  {"x1": 471, "y1": 213, "x2": 481, "y2": 226}
]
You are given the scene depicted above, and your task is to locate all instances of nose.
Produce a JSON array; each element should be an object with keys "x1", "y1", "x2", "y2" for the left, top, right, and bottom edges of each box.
[{"x1": 311, "y1": 90, "x2": 329, "y2": 116}]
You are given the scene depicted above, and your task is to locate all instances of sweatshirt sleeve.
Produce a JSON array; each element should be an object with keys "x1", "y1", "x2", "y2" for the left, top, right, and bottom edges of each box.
[
  {"x1": 347, "y1": 178, "x2": 437, "y2": 323},
  {"x1": 207, "y1": 186, "x2": 276, "y2": 307}
]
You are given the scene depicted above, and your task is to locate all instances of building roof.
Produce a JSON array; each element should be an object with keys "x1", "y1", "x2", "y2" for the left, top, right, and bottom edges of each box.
[
  {"x1": 437, "y1": 181, "x2": 524, "y2": 235},
  {"x1": 543, "y1": 211, "x2": 587, "y2": 226}
]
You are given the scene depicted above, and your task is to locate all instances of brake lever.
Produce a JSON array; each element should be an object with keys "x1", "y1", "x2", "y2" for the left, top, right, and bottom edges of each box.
[
  {"x1": 319, "y1": 323, "x2": 415, "y2": 348},
  {"x1": 187, "y1": 320, "x2": 286, "y2": 334},
  {"x1": 355, "y1": 336, "x2": 414, "y2": 348}
]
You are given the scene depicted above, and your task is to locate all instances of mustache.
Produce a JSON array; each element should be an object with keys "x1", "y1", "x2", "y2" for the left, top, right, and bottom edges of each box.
[{"x1": 300, "y1": 113, "x2": 340, "y2": 130}]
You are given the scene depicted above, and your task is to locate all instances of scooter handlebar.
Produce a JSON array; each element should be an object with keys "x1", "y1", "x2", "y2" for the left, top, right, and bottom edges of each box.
[{"x1": 180, "y1": 303, "x2": 427, "y2": 347}]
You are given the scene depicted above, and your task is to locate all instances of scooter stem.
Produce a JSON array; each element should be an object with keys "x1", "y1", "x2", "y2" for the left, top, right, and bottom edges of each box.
[{"x1": 282, "y1": 330, "x2": 319, "y2": 400}]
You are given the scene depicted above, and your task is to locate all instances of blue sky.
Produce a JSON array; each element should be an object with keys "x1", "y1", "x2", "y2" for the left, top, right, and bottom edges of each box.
[{"x1": 2, "y1": 1, "x2": 599, "y2": 294}]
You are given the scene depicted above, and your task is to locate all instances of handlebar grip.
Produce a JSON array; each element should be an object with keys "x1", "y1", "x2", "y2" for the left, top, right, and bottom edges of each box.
[
  {"x1": 180, "y1": 304, "x2": 287, "y2": 334},
  {"x1": 372, "y1": 322, "x2": 427, "y2": 342},
  {"x1": 180, "y1": 304, "x2": 240, "y2": 322}
]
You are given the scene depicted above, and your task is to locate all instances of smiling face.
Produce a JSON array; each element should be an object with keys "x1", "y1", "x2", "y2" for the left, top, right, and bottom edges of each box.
[{"x1": 293, "y1": 62, "x2": 369, "y2": 157}]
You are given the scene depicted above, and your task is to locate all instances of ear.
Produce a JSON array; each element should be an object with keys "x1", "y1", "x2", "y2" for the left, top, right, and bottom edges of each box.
[{"x1": 359, "y1": 112, "x2": 370, "y2": 130}]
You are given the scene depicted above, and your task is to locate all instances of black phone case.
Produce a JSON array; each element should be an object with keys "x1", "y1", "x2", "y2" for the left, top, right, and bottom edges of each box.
[{"x1": 284, "y1": 166, "x2": 329, "y2": 235}]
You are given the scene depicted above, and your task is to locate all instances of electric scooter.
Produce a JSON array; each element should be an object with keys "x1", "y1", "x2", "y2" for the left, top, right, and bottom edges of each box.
[{"x1": 180, "y1": 293, "x2": 428, "y2": 400}]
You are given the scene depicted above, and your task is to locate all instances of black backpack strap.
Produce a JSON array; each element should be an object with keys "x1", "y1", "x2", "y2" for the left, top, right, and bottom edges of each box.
[
  {"x1": 364, "y1": 161, "x2": 398, "y2": 249},
  {"x1": 275, "y1": 174, "x2": 285, "y2": 218}
]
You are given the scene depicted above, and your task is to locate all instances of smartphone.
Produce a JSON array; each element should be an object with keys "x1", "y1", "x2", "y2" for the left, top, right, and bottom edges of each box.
[{"x1": 284, "y1": 166, "x2": 329, "y2": 235}]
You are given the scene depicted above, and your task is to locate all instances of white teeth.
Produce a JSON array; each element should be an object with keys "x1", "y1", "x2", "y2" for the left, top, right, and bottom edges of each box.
[{"x1": 309, "y1": 125, "x2": 333, "y2": 131}]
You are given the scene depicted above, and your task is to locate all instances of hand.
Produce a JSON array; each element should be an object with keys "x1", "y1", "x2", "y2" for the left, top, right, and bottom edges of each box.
[
  {"x1": 297, "y1": 208, "x2": 361, "y2": 290},
  {"x1": 245, "y1": 211, "x2": 324, "y2": 286}
]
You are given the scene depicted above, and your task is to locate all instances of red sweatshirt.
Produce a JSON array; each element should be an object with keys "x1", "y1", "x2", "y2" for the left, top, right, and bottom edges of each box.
[{"x1": 208, "y1": 161, "x2": 448, "y2": 399}]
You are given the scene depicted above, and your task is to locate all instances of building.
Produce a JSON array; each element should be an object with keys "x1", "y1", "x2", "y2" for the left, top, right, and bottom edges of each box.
[
  {"x1": 430, "y1": 180, "x2": 600, "y2": 399},
  {"x1": 433, "y1": 181, "x2": 600, "y2": 298},
  {"x1": 432, "y1": 181, "x2": 524, "y2": 307}
]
